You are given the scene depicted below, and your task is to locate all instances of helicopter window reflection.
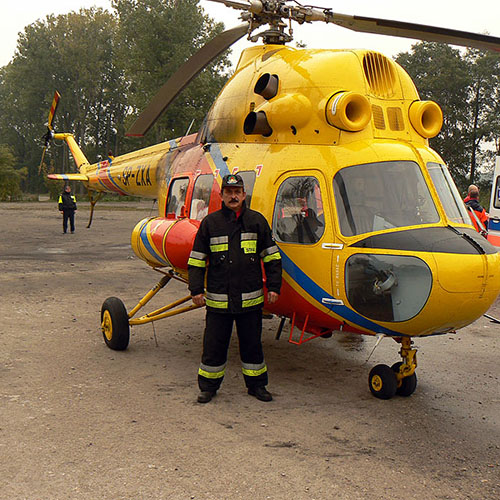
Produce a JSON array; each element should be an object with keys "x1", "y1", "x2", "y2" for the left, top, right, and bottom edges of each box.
[
  {"x1": 273, "y1": 176, "x2": 325, "y2": 244},
  {"x1": 237, "y1": 171, "x2": 256, "y2": 207},
  {"x1": 190, "y1": 174, "x2": 213, "y2": 220},
  {"x1": 333, "y1": 161, "x2": 439, "y2": 237},
  {"x1": 166, "y1": 177, "x2": 189, "y2": 217},
  {"x1": 427, "y1": 162, "x2": 469, "y2": 224},
  {"x1": 346, "y1": 254, "x2": 432, "y2": 322}
]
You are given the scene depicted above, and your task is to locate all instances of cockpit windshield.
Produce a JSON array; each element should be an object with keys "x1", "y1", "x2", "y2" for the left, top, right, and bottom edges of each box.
[
  {"x1": 427, "y1": 162, "x2": 469, "y2": 224},
  {"x1": 333, "y1": 161, "x2": 439, "y2": 237}
]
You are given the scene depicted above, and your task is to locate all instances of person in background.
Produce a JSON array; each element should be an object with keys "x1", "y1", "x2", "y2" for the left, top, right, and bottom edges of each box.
[
  {"x1": 58, "y1": 185, "x2": 77, "y2": 234},
  {"x1": 464, "y1": 184, "x2": 488, "y2": 236}
]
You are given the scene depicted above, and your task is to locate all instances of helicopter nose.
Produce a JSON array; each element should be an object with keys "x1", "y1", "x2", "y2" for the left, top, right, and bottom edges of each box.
[
  {"x1": 424, "y1": 246, "x2": 500, "y2": 333},
  {"x1": 345, "y1": 227, "x2": 500, "y2": 336},
  {"x1": 435, "y1": 253, "x2": 490, "y2": 293}
]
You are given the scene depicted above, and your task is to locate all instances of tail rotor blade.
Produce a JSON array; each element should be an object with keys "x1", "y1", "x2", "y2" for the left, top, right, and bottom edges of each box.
[
  {"x1": 38, "y1": 146, "x2": 47, "y2": 174},
  {"x1": 48, "y1": 90, "x2": 61, "y2": 130},
  {"x1": 126, "y1": 23, "x2": 250, "y2": 137},
  {"x1": 39, "y1": 91, "x2": 60, "y2": 173}
]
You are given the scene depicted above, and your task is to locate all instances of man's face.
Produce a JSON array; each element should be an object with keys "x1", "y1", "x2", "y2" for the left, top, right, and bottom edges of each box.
[
  {"x1": 65, "y1": 186, "x2": 71, "y2": 193},
  {"x1": 221, "y1": 186, "x2": 246, "y2": 212}
]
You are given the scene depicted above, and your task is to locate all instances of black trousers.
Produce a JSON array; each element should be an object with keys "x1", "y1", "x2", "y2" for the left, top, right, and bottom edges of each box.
[
  {"x1": 198, "y1": 309, "x2": 268, "y2": 392},
  {"x1": 62, "y1": 210, "x2": 75, "y2": 233}
]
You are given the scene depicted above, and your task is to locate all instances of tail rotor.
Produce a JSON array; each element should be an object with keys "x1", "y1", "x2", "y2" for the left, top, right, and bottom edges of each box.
[{"x1": 38, "y1": 91, "x2": 61, "y2": 173}]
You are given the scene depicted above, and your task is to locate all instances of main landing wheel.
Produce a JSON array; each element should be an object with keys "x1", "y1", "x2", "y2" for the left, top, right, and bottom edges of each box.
[
  {"x1": 369, "y1": 364, "x2": 397, "y2": 400},
  {"x1": 391, "y1": 362, "x2": 418, "y2": 397},
  {"x1": 101, "y1": 297, "x2": 130, "y2": 351}
]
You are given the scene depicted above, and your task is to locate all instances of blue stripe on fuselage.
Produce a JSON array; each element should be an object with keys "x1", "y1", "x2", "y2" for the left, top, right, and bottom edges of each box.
[
  {"x1": 139, "y1": 222, "x2": 169, "y2": 266},
  {"x1": 280, "y1": 250, "x2": 401, "y2": 336},
  {"x1": 209, "y1": 142, "x2": 231, "y2": 178}
]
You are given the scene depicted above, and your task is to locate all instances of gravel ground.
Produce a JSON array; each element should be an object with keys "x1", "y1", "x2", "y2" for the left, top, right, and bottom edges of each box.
[{"x1": 0, "y1": 201, "x2": 499, "y2": 500}]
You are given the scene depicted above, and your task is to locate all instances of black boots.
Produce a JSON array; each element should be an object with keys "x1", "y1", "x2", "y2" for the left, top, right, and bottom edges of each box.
[
  {"x1": 197, "y1": 387, "x2": 273, "y2": 403},
  {"x1": 197, "y1": 391, "x2": 216, "y2": 403},
  {"x1": 248, "y1": 386, "x2": 273, "y2": 402}
]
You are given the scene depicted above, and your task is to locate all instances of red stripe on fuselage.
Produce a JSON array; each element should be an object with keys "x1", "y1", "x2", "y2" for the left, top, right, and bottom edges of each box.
[
  {"x1": 97, "y1": 161, "x2": 127, "y2": 195},
  {"x1": 265, "y1": 278, "x2": 366, "y2": 337}
]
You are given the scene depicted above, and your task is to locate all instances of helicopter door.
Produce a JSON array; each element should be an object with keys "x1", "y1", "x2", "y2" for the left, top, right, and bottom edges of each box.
[
  {"x1": 272, "y1": 173, "x2": 338, "y2": 323},
  {"x1": 488, "y1": 154, "x2": 500, "y2": 247}
]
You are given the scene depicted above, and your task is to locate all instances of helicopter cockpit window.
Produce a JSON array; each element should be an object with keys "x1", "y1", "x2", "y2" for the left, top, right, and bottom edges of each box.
[
  {"x1": 238, "y1": 171, "x2": 256, "y2": 207},
  {"x1": 273, "y1": 176, "x2": 325, "y2": 244},
  {"x1": 427, "y1": 162, "x2": 469, "y2": 224},
  {"x1": 190, "y1": 174, "x2": 213, "y2": 220},
  {"x1": 166, "y1": 177, "x2": 189, "y2": 217},
  {"x1": 333, "y1": 161, "x2": 439, "y2": 237},
  {"x1": 346, "y1": 254, "x2": 432, "y2": 322}
]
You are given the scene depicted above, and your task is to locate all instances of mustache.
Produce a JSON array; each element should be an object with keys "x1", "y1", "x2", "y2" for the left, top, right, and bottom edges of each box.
[{"x1": 229, "y1": 197, "x2": 239, "y2": 202}]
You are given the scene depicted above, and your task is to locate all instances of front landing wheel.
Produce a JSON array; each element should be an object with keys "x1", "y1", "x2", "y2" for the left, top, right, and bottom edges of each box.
[
  {"x1": 101, "y1": 297, "x2": 130, "y2": 350},
  {"x1": 391, "y1": 362, "x2": 418, "y2": 397},
  {"x1": 369, "y1": 364, "x2": 397, "y2": 399}
]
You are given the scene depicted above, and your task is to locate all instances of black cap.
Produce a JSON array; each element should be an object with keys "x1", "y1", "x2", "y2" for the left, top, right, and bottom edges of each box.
[{"x1": 221, "y1": 174, "x2": 244, "y2": 190}]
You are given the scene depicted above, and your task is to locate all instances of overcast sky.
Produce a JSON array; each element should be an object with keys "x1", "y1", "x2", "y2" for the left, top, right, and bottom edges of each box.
[{"x1": 1, "y1": 0, "x2": 500, "y2": 68}]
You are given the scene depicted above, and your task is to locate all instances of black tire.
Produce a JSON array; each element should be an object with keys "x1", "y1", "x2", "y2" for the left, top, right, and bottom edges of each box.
[
  {"x1": 369, "y1": 364, "x2": 397, "y2": 399},
  {"x1": 101, "y1": 297, "x2": 130, "y2": 350},
  {"x1": 391, "y1": 362, "x2": 418, "y2": 397}
]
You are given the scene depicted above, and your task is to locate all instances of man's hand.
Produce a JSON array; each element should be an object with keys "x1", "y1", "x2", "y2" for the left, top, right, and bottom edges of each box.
[
  {"x1": 192, "y1": 294, "x2": 206, "y2": 307},
  {"x1": 267, "y1": 291, "x2": 279, "y2": 304}
]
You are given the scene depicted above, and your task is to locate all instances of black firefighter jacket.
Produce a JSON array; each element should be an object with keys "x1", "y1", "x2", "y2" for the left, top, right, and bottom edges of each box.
[
  {"x1": 58, "y1": 192, "x2": 77, "y2": 211},
  {"x1": 188, "y1": 202, "x2": 282, "y2": 314}
]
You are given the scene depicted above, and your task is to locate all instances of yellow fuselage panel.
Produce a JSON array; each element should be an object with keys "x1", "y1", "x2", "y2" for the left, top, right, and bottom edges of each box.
[
  {"x1": 206, "y1": 46, "x2": 427, "y2": 147},
  {"x1": 79, "y1": 141, "x2": 177, "y2": 198},
  {"x1": 208, "y1": 139, "x2": 500, "y2": 337}
]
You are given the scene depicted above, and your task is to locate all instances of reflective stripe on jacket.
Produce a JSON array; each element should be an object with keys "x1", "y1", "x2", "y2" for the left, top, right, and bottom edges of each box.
[
  {"x1": 465, "y1": 198, "x2": 488, "y2": 233},
  {"x1": 58, "y1": 192, "x2": 77, "y2": 211},
  {"x1": 188, "y1": 201, "x2": 282, "y2": 314}
]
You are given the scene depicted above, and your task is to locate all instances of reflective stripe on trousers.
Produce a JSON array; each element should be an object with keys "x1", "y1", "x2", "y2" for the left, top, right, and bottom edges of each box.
[{"x1": 198, "y1": 310, "x2": 268, "y2": 392}]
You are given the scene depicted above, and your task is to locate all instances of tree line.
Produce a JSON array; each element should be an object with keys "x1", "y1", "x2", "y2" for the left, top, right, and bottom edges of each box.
[
  {"x1": 396, "y1": 42, "x2": 500, "y2": 193},
  {"x1": 0, "y1": 0, "x2": 231, "y2": 198},
  {"x1": 0, "y1": 0, "x2": 499, "y2": 200}
]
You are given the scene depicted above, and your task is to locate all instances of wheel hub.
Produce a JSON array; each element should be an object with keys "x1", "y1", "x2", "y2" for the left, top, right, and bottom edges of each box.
[
  {"x1": 102, "y1": 310, "x2": 113, "y2": 341},
  {"x1": 371, "y1": 374, "x2": 383, "y2": 391}
]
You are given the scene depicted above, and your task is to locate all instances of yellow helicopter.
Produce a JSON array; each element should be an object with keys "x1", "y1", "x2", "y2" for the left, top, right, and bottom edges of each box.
[{"x1": 44, "y1": 0, "x2": 500, "y2": 399}]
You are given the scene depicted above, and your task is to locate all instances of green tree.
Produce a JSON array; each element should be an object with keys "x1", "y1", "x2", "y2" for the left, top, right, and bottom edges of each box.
[
  {"x1": 464, "y1": 49, "x2": 500, "y2": 184},
  {"x1": 113, "y1": 0, "x2": 232, "y2": 148},
  {"x1": 0, "y1": 146, "x2": 26, "y2": 201},
  {"x1": 396, "y1": 42, "x2": 500, "y2": 191},
  {"x1": 0, "y1": 8, "x2": 127, "y2": 192}
]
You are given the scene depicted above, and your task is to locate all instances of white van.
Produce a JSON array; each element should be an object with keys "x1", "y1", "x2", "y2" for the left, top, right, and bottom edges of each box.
[{"x1": 488, "y1": 154, "x2": 500, "y2": 247}]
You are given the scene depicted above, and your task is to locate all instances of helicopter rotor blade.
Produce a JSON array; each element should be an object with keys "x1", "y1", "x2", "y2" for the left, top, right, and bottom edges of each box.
[
  {"x1": 38, "y1": 146, "x2": 48, "y2": 174},
  {"x1": 126, "y1": 22, "x2": 250, "y2": 137},
  {"x1": 209, "y1": 1, "x2": 500, "y2": 52},
  {"x1": 38, "y1": 91, "x2": 60, "y2": 173},
  {"x1": 47, "y1": 90, "x2": 61, "y2": 131},
  {"x1": 325, "y1": 13, "x2": 500, "y2": 53}
]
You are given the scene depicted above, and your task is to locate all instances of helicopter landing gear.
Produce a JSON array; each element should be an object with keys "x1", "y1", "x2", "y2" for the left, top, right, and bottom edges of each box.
[
  {"x1": 100, "y1": 270, "x2": 201, "y2": 351},
  {"x1": 368, "y1": 364, "x2": 397, "y2": 399},
  {"x1": 369, "y1": 337, "x2": 417, "y2": 399},
  {"x1": 101, "y1": 297, "x2": 130, "y2": 350}
]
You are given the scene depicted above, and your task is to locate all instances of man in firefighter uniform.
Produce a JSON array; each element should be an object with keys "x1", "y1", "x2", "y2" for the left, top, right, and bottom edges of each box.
[
  {"x1": 58, "y1": 185, "x2": 77, "y2": 234},
  {"x1": 188, "y1": 174, "x2": 282, "y2": 403}
]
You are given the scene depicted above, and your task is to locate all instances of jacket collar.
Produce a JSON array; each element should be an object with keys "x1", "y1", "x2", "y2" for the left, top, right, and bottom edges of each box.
[{"x1": 221, "y1": 200, "x2": 247, "y2": 220}]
